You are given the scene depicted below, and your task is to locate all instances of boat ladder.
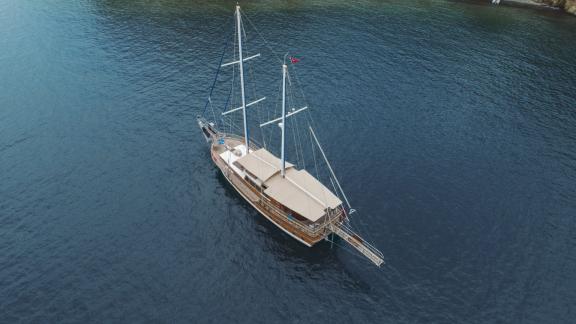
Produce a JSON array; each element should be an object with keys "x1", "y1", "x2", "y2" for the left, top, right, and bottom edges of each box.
[{"x1": 330, "y1": 223, "x2": 385, "y2": 267}]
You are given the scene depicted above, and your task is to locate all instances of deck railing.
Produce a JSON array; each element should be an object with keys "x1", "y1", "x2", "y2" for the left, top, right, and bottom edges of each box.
[
  {"x1": 225, "y1": 161, "x2": 343, "y2": 237},
  {"x1": 258, "y1": 194, "x2": 344, "y2": 236}
]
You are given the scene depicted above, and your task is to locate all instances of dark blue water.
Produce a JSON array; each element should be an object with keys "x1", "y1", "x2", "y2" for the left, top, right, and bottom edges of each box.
[{"x1": 2, "y1": 0, "x2": 576, "y2": 322}]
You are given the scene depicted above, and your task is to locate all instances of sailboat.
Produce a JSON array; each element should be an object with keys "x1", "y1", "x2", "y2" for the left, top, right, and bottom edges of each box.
[{"x1": 197, "y1": 5, "x2": 384, "y2": 266}]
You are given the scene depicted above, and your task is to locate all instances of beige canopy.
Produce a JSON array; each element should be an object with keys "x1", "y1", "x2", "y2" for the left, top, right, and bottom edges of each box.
[
  {"x1": 233, "y1": 147, "x2": 342, "y2": 222},
  {"x1": 235, "y1": 148, "x2": 293, "y2": 182},
  {"x1": 265, "y1": 168, "x2": 342, "y2": 222}
]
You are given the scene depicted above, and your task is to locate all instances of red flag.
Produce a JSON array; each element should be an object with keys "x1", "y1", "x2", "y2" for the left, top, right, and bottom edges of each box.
[{"x1": 289, "y1": 56, "x2": 300, "y2": 64}]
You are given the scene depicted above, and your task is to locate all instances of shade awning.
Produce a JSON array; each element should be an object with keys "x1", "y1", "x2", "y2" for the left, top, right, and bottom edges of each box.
[
  {"x1": 264, "y1": 168, "x2": 342, "y2": 222},
  {"x1": 235, "y1": 148, "x2": 293, "y2": 182}
]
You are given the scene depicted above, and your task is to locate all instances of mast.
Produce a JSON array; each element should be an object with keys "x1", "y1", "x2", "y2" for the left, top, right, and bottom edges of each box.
[
  {"x1": 281, "y1": 63, "x2": 287, "y2": 177},
  {"x1": 260, "y1": 58, "x2": 308, "y2": 175},
  {"x1": 236, "y1": 5, "x2": 249, "y2": 153}
]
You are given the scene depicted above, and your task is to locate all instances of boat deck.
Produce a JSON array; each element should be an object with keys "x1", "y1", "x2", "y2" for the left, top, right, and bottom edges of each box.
[{"x1": 210, "y1": 134, "x2": 344, "y2": 246}]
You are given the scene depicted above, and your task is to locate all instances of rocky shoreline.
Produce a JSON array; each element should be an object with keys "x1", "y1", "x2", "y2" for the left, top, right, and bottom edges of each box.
[
  {"x1": 538, "y1": 0, "x2": 576, "y2": 15},
  {"x1": 501, "y1": 0, "x2": 576, "y2": 15}
]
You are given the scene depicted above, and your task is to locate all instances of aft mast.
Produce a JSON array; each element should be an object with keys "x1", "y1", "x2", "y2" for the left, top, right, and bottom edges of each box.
[
  {"x1": 236, "y1": 5, "x2": 249, "y2": 153},
  {"x1": 261, "y1": 59, "x2": 308, "y2": 176},
  {"x1": 280, "y1": 63, "x2": 287, "y2": 177}
]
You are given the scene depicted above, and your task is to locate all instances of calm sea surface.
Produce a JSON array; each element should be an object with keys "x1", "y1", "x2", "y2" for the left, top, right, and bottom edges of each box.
[{"x1": 1, "y1": 0, "x2": 576, "y2": 323}]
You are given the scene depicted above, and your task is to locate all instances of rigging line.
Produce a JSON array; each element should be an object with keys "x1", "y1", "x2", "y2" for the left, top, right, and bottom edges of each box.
[
  {"x1": 293, "y1": 113, "x2": 306, "y2": 170},
  {"x1": 287, "y1": 76, "x2": 305, "y2": 169},
  {"x1": 285, "y1": 75, "x2": 298, "y2": 167},
  {"x1": 223, "y1": 39, "x2": 236, "y2": 133},
  {"x1": 241, "y1": 20, "x2": 265, "y2": 149},
  {"x1": 222, "y1": 73, "x2": 234, "y2": 127},
  {"x1": 309, "y1": 127, "x2": 321, "y2": 188},
  {"x1": 228, "y1": 20, "x2": 240, "y2": 135},
  {"x1": 307, "y1": 125, "x2": 334, "y2": 214},
  {"x1": 289, "y1": 110, "x2": 301, "y2": 168},
  {"x1": 202, "y1": 18, "x2": 234, "y2": 118},
  {"x1": 349, "y1": 210, "x2": 379, "y2": 247},
  {"x1": 297, "y1": 110, "x2": 334, "y2": 210},
  {"x1": 328, "y1": 177, "x2": 340, "y2": 207},
  {"x1": 324, "y1": 235, "x2": 377, "y2": 266},
  {"x1": 268, "y1": 75, "x2": 283, "y2": 150},
  {"x1": 287, "y1": 71, "x2": 306, "y2": 170},
  {"x1": 290, "y1": 64, "x2": 321, "y2": 134},
  {"x1": 242, "y1": 26, "x2": 265, "y2": 148},
  {"x1": 240, "y1": 10, "x2": 272, "y2": 149},
  {"x1": 241, "y1": 11, "x2": 283, "y2": 65},
  {"x1": 337, "y1": 200, "x2": 378, "y2": 247},
  {"x1": 209, "y1": 96, "x2": 218, "y2": 126},
  {"x1": 227, "y1": 74, "x2": 233, "y2": 131},
  {"x1": 306, "y1": 123, "x2": 345, "y2": 213},
  {"x1": 263, "y1": 70, "x2": 282, "y2": 154},
  {"x1": 288, "y1": 77, "x2": 319, "y2": 177},
  {"x1": 248, "y1": 64, "x2": 267, "y2": 149},
  {"x1": 241, "y1": 12, "x2": 249, "y2": 44}
]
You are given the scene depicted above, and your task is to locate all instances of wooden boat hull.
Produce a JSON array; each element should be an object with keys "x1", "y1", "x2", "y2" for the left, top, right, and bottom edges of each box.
[{"x1": 209, "y1": 138, "x2": 332, "y2": 247}]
